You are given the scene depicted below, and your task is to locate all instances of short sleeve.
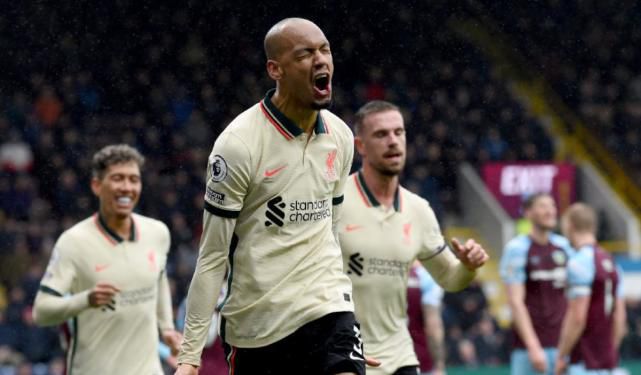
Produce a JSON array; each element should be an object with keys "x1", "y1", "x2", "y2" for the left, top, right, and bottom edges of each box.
[
  {"x1": 416, "y1": 200, "x2": 446, "y2": 261},
  {"x1": 567, "y1": 250, "x2": 595, "y2": 299},
  {"x1": 416, "y1": 266, "x2": 443, "y2": 307},
  {"x1": 40, "y1": 240, "x2": 76, "y2": 296},
  {"x1": 332, "y1": 126, "x2": 354, "y2": 205},
  {"x1": 499, "y1": 239, "x2": 528, "y2": 285},
  {"x1": 204, "y1": 132, "x2": 252, "y2": 218}
]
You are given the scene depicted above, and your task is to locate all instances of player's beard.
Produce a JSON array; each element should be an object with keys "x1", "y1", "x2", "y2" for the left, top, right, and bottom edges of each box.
[{"x1": 373, "y1": 162, "x2": 403, "y2": 177}]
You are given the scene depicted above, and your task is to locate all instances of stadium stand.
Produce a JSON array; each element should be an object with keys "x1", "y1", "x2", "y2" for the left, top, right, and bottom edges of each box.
[{"x1": 0, "y1": 1, "x2": 569, "y2": 373}]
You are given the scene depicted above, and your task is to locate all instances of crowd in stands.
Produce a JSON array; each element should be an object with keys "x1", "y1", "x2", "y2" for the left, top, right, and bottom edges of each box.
[
  {"x1": 0, "y1": 1, "x2": 555, "y2": 372},
  {"x1": 482, "y1": 0, "x2": 641, "y2": 184}
]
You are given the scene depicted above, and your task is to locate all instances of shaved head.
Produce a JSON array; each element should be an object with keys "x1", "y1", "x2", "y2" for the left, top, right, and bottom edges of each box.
[{"x1": 264, "y1": 18, "x2": 323, "y2": 60}]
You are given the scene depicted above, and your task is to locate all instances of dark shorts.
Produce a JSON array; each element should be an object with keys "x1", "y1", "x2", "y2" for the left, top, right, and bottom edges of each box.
[
  {"x1": 223, "y1": 311, "x2": 366, "y2": 375},
  {"x1": 392, "y1": 366, "x2": 420, "y2": 375}
]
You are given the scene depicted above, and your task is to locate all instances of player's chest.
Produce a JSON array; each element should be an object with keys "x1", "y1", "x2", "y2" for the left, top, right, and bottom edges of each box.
[
  {"x1": 526, "y1": 245, "x2": 567, "y2": 286},
  {"x1": 340, "y1": 209, "x2": 418, "y2": 280},
  {"x1": 77, "y1": 241, "x2": 165, "y2": 288},
  {"x1": 251, "y1": 136, "x2": 340, "y2": 197}
]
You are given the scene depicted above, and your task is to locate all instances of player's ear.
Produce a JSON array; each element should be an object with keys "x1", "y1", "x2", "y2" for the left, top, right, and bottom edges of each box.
[
  {"x1": 354, "y1": 136, "x2": 366, "y2": 158},
  {"x1": 266, "y1": 59, "x2": 282, "y2": 80},
  {"x1": 90, "y1": 176, "x2": 102, "y2": 197}
]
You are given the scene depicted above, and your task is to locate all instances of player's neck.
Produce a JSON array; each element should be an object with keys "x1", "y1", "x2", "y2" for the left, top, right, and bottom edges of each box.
[
  {"x1": 271, "y1": 90, "x2": 317, "y2": 134},
  {"x1": 100, "y1": 209, "x2": 132, "y2": 240},
  {"x1": 361, "y1": 165, "x2": 399, "y2": 209},
  {"x1": 529, "y1": 227, "x2": 550, "y2": 245},
  {"x1": 572, "y1": 233, "x2": 596, "y2": 249}
]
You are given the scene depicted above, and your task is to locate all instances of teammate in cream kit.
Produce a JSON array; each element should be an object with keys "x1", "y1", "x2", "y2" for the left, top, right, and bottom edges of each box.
[
  {"x1": 33, "y1": 144, "x2": 181, "y2": 375},
  {"x1": 176, "y1": 18, "x2": 377, "y2": 375},
  {"x1": 340, "y1": 100, "x2": 489, "y2": 375}
]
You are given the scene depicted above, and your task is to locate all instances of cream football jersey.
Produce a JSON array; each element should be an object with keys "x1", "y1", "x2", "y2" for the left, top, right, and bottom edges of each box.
[
  {"x1": 38, "y1": 213, "x2": 171, "y2": 375},
  {"x1": 196, "y1": 89, "x2": 355, "y2": 348},
  {"x1": 339, "y1": 171, "x2": 446, "y2": 375}
]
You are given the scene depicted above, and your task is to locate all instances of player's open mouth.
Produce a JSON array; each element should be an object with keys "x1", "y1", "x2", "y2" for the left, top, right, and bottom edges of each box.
[{"x1": 313, "y1": 73, "x2": 331, "y2": 97}]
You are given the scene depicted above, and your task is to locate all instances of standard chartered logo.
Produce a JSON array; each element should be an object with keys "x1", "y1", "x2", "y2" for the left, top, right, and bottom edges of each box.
[
  {"x1": 265, "y1": 196, "x2": 287, "y2": 227},
  {"x1": 264, "y1": 196, "x2": 331, "y2": 227}
]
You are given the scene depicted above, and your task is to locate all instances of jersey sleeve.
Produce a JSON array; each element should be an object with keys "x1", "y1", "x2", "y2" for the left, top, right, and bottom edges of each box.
[
  {"x1": 40, "y1": 239, "x2": 76, "y2": 295},
  {"x1": 567, "y1": 250, "x2": 595, "y2": 299},
  {"x1": 332, "y1": 125, "x2": 354, "y2": 205},
  {"x1": 416, "y1": 200, "x2": 447, "y2": 261},
  {"x1": 204, "y1": 132, "x2": 252, "y2": 218},
  {"x1": 499, "y1": 239, "x2": 528, "y2": 285},
  {"x1": 416, "y1": 266, "x2": 443, "y2": 307}
]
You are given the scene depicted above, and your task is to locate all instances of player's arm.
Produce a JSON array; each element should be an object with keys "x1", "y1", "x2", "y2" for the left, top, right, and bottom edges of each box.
[
  {"x1": 555, "y1": 252, "x2": 594, "y2": 375},
  {"x1": 423, "y1": 304, "x2": 445, "y2": 373},
  {"x1": 555, "y1": 296, "x2": 589, "y2": 375},
  {"x1": 613, "y1": 265, "x2": 627, "y2": 351},
  {"x1": 177, "y1": 213, "x2": 233, "y2": 370},
  {"x1": 505, "y1": 283, "x2": 545, "y2": 353},
  {"x1": 158, "y1": 269, "x2": 182, "y2": 356},
  {"x1": 417, "y1": 201, "x2": 487, "y2": 292},
  {"x1": 419, "y1": 239, "x2": 488, "y2": 293},
  {"x1": 176, "y1": 132, "x2": 251, "y2": 374},
  {"x1": 331, "y1": 125, "x2": 354, "y2": 244},
  {"x1": 417, "y1": 265, "x2": 446, "y2": 373},
  {"x1": 33, "y1": 287, "x2": 92, "y2": 326},
  {"x1": 156, "y1": 225, "x2": 182, "y2": 355},
  {"x1": 500, "y1": 242, "x2": 547, "y2": 372},
  {"x1": 33, "y1": 244, "x2": 118, "y2": 326}
]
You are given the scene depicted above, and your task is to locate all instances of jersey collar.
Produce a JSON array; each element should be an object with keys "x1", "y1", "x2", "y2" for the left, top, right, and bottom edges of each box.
[
  {"x1": 259, "y1": 89, "x2": 328, "y2": 140},
  {"x1": 354, "y1": 170, "x2": 402, "y2": 212},
  {"x1": 94, "y1": 213, "x2": 137, "y2": 245}
]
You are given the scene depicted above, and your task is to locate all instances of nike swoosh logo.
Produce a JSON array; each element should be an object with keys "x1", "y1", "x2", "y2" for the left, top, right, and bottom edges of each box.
[
  {"x1": 349, "y1": 352, "x2": 364, "y2": 361},
  {"x1": 264, "y1": 165, "x2": 287, "y2": 177},
  {"x1": 345, "y1": 224, "x2": 362, "y2": 232},
  {"x1": 95, "y1": 264, "x2": 110, "y2": 272}
]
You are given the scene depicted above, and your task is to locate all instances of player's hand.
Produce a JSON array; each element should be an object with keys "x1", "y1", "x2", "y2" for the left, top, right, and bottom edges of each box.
[
  {"x1": 166, "y1": 355, "x2": 178, "y2": 369},
  {"x1": 174, "y1": 363, "x2": 198, "y2": 375},
  {"x1": 162, "y1": 329, "x2": 183, "y2": 356},
  {"x1": 451, "y1": 238, "x2": 489, "y2": 271},
  {"x1": 88, "y1": 282, "x2": 119, "y2": 307},
  {"x1": 528, "y1": 346, "x2": 547, "y2": 373},
  {"x1": 365, "y1": 355, "x2": 381, "y2": 367},
  {"x1": 554, "y1": 355, "x2": 568, "y2": 375}
]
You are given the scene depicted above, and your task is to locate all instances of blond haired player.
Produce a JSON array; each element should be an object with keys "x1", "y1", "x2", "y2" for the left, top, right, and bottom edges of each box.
[
  {"x1": 176, "y1": 18, "x2": 378, "y2": 375},
  {"x1": 33, "y1": 144, "x2": 181, "y2": 374},
  {"x1": 339, "y1": 100, "x2": 489, "y2": 375},
  {"x1": 555, "y1": 203, "x2": 626, "y2": 375}
]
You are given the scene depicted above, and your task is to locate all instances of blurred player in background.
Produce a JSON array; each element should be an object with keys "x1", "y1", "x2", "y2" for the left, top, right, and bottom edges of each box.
[
  {"x1": 176, "y1": 18, "x2": 375, "y2": 375},
  {"x1": 32, "y1": 144, "x2": 181, "y2": 374},
  {"x1": 500, "y1": 193, "x2": 574, "y2": 375},
  {"x1": 555, "y1": 203, "x2": 626, "y2": 375},
  {"x1": 339, "y1": 100, "x2": 489, "y2": 375},
  {"x1": 407, "y1": 261, "x2": 446, "y2": 375}
]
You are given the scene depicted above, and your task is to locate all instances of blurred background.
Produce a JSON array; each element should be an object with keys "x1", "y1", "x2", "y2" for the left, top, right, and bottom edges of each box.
[{"x1": 2, "y1": 0, "x2": 641, "y2": 374}]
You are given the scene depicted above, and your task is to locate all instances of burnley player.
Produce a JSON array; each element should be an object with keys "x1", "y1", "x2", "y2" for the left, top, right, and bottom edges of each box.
[
  {"x1": 407, "y1": 261, "x2": 445, "y2": 375},
  {"x1": 500, "y1": 193, "x2": 574, "y2": 375},
  {"x1": 555, "y1": 203, "x2": 626, "y2": 375}
]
